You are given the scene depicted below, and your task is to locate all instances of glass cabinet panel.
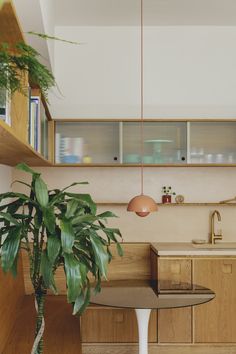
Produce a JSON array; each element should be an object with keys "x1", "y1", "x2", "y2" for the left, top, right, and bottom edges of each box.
[
  {"x1": 123, "y1": 122, "x2": 187, "y2": 164},
  {"x1": 189, "y1": 122, "x2": 236, "y2": 164},
  {"x1": 55, "y1": 122, "x2": 120, "y2": 164}
]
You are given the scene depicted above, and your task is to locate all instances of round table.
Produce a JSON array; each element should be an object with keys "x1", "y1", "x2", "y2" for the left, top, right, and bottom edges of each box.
[{"x1": 90, "y1": 280, "x2": 215, "y2": 354}]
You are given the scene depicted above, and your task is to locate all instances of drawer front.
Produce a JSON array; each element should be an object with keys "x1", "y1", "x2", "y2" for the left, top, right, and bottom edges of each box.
[{"x1": 81, "y1": 308, "x2": 157, "y2": 343}]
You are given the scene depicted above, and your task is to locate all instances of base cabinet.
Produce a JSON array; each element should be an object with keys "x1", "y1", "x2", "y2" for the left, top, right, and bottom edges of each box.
[
  {"x1": 82, "y1": 249, "x2": 236, "y2": 346},
  {"x1": 152, "y1": 251, "x2": 236, "y2": 344},
  {"x1": 158, "y1": 258, "x2": 192, "y2": 343},
  {"x1": 194, "y1": 259, "x2": 236, "y2": 343}
]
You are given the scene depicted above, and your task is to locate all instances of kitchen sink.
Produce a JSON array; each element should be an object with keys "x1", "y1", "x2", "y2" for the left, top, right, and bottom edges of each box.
[{"x1": 192, "y1": 242, "x2": 236, "y2": 250}]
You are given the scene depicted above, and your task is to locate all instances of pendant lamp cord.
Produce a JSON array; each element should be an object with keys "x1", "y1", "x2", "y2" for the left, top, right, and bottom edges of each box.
[{"x1": 140, "y1": 0, "x2": 144, "y2": 195}]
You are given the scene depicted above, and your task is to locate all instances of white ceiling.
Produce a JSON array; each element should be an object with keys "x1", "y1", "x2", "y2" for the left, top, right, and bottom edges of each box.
[{"x1": 54, "y1": 0, "x2": 236, "y2": 26}]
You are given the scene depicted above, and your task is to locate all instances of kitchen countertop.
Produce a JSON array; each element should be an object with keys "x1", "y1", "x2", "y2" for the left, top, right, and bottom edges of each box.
[{"x1": 151, "y1": 242, "x2": 236, "y2": 256}]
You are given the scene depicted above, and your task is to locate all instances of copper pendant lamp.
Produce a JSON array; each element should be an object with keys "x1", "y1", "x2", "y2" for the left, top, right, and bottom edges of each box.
[{"x1": 127, "y1": 0, "x2": 158, "y2": 217}]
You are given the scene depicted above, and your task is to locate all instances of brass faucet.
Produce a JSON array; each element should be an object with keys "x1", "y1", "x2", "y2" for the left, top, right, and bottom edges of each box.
[{"x1": 210, "y1": 210, "x2": 222, "y2": 244}]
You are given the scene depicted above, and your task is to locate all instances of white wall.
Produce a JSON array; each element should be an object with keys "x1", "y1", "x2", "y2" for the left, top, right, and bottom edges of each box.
[
  {"x1": 49, "y1": 26, "x2": 236, "y2": 119},
  {"x1": 0, "y1": 165, "x2": 12, "y2": 193},
  {"x1": 12, "y1": 166, "x2": 236, "y2": 243},
  {"x1": 39, "y1": 0, "x2": 55, "y2": 65}
]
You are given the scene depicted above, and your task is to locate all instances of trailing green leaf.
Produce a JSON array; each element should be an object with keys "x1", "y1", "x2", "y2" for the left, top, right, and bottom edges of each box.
[
  {"x1": 0, "y1": 212, "x2": 20, "y2": 225},
  {"x1": 73, "y1": 284, "x2": 91, "y2": 315},
  {"x1": 1, "y1": 226, "x2": 21, "y2": 273},
  {"x1": 43, "y1": 207, "x2": 55, "y2": 233},
  {"x1": 40, "y1": 251, "x2": 57, "y2": 293},
  {"x1": 35, "y1": 177, "x2": 49, "y2": 207},
  {"x1": 90, "y1": 233, "x2": 109, "y2": 279},
  {"x1": 16, "y1": 163, "x2": 40, "y2": 176},
  {"x1": 65, "y1": 199, "x2": 79, "y2": 219},
  {"x1": 64, "y1": 253, "x2": 82, "y2": 303},
  {"x1": 60, "y1": 218, "x2": 75, "y2": 254},
  {"x1": 47, "y1": 234, "x2": 61, "y2": 264}
]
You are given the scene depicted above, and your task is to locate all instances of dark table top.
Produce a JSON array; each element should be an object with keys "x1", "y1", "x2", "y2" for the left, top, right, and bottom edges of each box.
[{"x1": 90, "y1": 280, "x2": 215, "y2": 309}]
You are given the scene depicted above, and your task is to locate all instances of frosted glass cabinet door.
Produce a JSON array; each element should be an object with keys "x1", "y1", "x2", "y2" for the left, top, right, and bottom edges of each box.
[
  {"x1": 190, "y1": 122, "x2": 236, "y2": 164},
  {"x1": 55, "y1": 122, "x2": 120, "y2": 164},
  {"x1": 123, "y1": 122, "x2": 187, "y2": 164}
]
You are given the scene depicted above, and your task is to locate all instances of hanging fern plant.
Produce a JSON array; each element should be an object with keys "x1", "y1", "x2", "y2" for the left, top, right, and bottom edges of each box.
[{"x1": 0, "y1": 42, "x2": 55, "y2": 100}]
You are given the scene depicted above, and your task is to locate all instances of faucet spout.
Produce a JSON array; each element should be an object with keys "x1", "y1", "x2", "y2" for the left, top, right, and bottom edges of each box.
[{"x1": 210, "y1": 210, "x2": 222, "y2": 244}]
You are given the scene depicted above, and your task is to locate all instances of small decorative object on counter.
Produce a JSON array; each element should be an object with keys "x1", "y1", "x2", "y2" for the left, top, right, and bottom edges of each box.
[
  {"x1": 83, "y1": 155, "x2": 92, "y2": 164},
  {"x1": 162, "y1": 186, "x2": 176, "y2": 204},
  {"x1": 175, "y1": 194, "x2": 185, "y2": 204}
]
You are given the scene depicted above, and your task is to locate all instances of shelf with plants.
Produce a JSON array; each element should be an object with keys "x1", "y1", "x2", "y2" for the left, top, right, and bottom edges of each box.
[
  {"x1": 53, "y1": 119, "x2": 236, "y2": 167},
  {"x1": 0, "y1": 2, "x2": 54, "y2": 166}
]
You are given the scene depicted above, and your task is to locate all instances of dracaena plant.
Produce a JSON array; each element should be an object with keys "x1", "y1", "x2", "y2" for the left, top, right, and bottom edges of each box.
[{"x1": 0, "y1": 163, "x2": 123, "y2": 354}]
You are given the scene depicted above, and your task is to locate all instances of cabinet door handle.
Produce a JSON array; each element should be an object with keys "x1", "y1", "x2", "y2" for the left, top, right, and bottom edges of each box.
[
  {"x1": 222, "y1": 264, "x2": 232, "y2": 274},
  {"x1": 171, "y1": 263, "x2": 181, "y2": 274},
  {"x1": 114, "y1": 312, "x2": 124, "y2": 323}
]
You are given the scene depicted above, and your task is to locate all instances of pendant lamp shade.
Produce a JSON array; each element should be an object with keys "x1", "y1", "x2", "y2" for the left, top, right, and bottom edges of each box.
[{"x1": 127, "y1": 194, "x2": 158, "y2": 217}]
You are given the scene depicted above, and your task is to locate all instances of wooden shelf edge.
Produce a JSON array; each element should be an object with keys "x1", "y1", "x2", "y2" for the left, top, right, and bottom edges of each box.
[
  {"x1": 53, "y1": 163, "x2": 236, "y2": 168},
  {"x1": 0, "y1": 121, "x2": 52, "y2": 167},
  {"x1": 96, "y1": 202, "x2": 236, "y2": 207}
]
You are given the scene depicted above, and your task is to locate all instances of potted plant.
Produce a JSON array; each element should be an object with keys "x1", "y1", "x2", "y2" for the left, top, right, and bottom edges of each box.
[
  {"x1": 0, "y1": 163, "x2": 122, "y2": 354},
  {"x1": 0, "y1": 41, "x2": 55, "y2": 101},
  {"x1": 162, "y1": 186, "x2": 176, "y2": 204}
]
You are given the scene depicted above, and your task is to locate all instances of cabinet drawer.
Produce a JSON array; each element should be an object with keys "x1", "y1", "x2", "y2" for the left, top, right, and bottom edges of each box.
[
  {"x1": 158, "y1": 259, "x2": 192, "y2": 290},
  {"x1": 81, "y1": 308, "x2": 157, "y2": 343}
]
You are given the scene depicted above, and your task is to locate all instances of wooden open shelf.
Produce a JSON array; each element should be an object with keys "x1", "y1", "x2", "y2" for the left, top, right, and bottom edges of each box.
[
  {"x1": 3, "y1": 295, "x2": 81, "y2": 354},
  {"x1": 0, "y1": 121, "x2": 52, "y2": 166},
  {"x1": 97, "y1": 202, "x2": 236, "y2": 207}
]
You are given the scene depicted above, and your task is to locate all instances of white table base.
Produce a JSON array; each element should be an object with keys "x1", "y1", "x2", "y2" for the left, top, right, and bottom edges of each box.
[{"x1": 135, "y1": 309, "x2": 151, "y2": 354}]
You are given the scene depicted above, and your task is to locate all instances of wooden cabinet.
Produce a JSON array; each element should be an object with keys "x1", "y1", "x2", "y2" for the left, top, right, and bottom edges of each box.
[
  {"x1": 157, "y1": 258, "x2": 192, "y2": 343},
  {"x1": 81, "y1": 308, "x2": 157, "y2": 343},
  {"x1": 194, "y1": 259, "x2": 236, "y2": 343}
]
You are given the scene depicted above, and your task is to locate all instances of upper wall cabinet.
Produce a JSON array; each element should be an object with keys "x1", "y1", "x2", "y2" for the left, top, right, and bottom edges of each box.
[
  {"x1": 55, "y1": 120, "x2": 187, "y2": 165},
  {"x1": 54, "y1": 119, "x2": 236, "y2": 166}
]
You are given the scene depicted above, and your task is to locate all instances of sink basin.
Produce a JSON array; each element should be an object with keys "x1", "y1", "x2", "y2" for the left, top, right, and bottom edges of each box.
[{"x1": 192, "y1": 242, "x2": 236, "y2": 250}]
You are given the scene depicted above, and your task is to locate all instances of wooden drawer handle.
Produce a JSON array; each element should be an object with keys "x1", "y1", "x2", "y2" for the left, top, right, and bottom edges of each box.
[
  {"x1": 114, "y1": 313, "x2": 124, "y2": 323},
  {"x1": 170, "y1": 263, "x2": 181, "y2": 274},
  {"x1": 222, "y1": 264, "x2": 232, "y2": 274}
]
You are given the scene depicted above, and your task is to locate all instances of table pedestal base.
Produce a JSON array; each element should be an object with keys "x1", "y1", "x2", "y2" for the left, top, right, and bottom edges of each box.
[{"x1": 135, "y1": 309, "x2": 151, "y2": 354}]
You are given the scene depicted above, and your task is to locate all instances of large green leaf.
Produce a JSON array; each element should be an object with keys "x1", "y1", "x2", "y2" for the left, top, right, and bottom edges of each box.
[
  {"x1": 65, "y1": 199, "x2": 79, "y2": 219},
  {"x1": 40, "y1": 250, "x2": 57, "y2": 293},
  {"x1": 61, "y1": 182, "x2": 88, "y2": 192},
  {"x1": 73, "y1": 285, "x2": 90, "y2": 315},
  {"x1": 43, "y1": 207, "x2": 55, "y2": 233},
  {"x1": 35, "y1": 176, "x2": 49, "y2": 207},
  {"x1": 47, "y1": 235, "x2": 61, "y2": 264},
  {"x1": 64, "y1": 253, "x2": 82, "y2": 303},
  {"x1": 66, "y1": 193, "x2": 97, "y2": 215},
  {"x1": 16, "y1": 163, "x2": 40, "y2": 176},
  {"x1": 1, "y1": 226, "x2": 21, "y2": 273},
  {"x1": 90, "y1": 233, "x2": 109, "y2": 279},
  {"x1": 97, "y1": 211, "x2": 118, "y2": 219},
  {"x1": 72, "y1": 214, "x2": 97, "y2": 226},
  {"x1": 0, "y1": 192, "x2": 30, "y2": 203},
  {"x1": 0, "y1": 212, "x2": 20, "y2": 225},
  {"x1": 60, "y1": 218, "x2": 75, "y2": 254}
]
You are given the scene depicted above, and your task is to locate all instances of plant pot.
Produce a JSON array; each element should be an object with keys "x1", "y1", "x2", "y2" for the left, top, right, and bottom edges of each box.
[{"x1": 162, "y1": 195, "x2": 172, "y2": 204}]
